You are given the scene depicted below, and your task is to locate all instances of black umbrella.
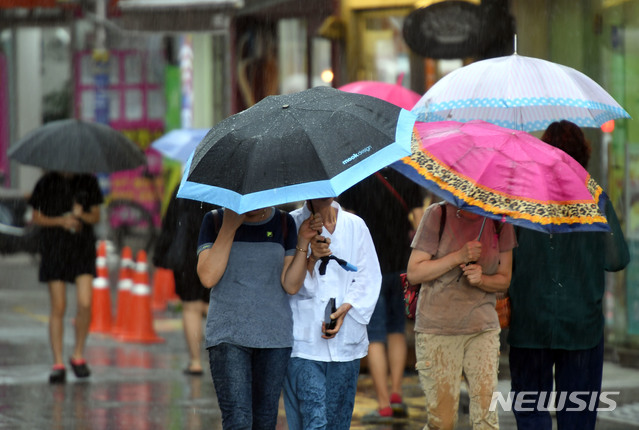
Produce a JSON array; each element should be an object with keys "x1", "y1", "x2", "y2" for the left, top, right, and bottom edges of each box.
[
  {"x1": 177, "y1": 86, "x2": 415, "y2": 213},
  {"x1": 8, "y1": 119, "x2": 147, "y2": 173}
]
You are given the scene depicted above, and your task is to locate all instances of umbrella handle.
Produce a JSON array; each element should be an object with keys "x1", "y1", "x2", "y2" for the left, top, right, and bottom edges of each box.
[
  {"x1": 308, "y1": 200, "x2": 326, "y2": 241},
  {"x1": 457, "y1": 217, "x2": 487, "y2": 282},
  {"x1": 477, "y1": 217, "x2": 487, "y2": 240}
]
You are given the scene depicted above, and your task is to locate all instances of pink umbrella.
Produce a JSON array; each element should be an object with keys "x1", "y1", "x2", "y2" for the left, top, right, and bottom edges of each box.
[
  {"x1": 393, "y1": 120, "x2": 609, "y2": 233},
  {"x1": 339, "y1": 74, "x2": 421, "y2": 110}
]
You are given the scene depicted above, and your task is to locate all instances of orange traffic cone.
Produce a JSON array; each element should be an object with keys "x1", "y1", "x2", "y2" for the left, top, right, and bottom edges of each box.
[
  {"x1": 112, "y1": 246, "x2": 134, "y2": 337},
  {"x1": 165, "y1": 269, "x2": 180, "y2": 303},
  {"x1": 152, "y1": 267, "x2": 177, "y2": 311},
  {"x1": 120, "y1": 250, "x2": 164, "y2": 344},
  {"x1": 89, "y1": 240, "x2": 113, "y2": 334}
]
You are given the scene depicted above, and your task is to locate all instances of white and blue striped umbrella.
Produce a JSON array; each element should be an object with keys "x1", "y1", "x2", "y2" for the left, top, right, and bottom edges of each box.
[{"x1": 412, "y1": 54, "x2": 630, "y2": 132}]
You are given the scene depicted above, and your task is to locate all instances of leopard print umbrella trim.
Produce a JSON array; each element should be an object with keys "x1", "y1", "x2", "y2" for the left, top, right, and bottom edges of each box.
[{"x1": 404, "y1": 138, "x2": 607, "y2": 227}]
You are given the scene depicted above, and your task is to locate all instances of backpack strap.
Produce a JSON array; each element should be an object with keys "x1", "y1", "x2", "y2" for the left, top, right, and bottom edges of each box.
[
  {"x1": 438, "y1": 202, "x2": 446, "y2": 242},
  {"x1": 493, "y1": 219, "x2": 503, "y2": 236},
  {"x1": 374, "y1": 172, "x2": 409, "y2": 213},
  {"x1": 211, "y1": 209, "x2": 220, "y2": 234},
  {"x1": 279, "y1": 209, "x2": 288, "y2": 241}
]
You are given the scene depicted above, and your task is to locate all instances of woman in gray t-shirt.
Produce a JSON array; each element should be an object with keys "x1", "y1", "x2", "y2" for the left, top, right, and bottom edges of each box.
[{"x1": 197, "y1": 207, "x2": 316, "y2": 429}]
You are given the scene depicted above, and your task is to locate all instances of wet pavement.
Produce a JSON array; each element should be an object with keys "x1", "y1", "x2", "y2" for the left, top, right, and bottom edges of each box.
[{"x1": 2, "y1": 252, "x2": 639, "y2": 429}]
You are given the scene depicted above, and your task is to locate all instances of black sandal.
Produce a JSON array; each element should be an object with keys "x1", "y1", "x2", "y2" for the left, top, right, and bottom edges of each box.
[
  {"x1": 183, "y1": 368, "x2": 204, "y2": 376},
  {"x1": 69, "y1": 359, "x2": 91, "y2": 378},
  {"x1": 49, "y1": 367, "x2": 66, "y2": 384}
]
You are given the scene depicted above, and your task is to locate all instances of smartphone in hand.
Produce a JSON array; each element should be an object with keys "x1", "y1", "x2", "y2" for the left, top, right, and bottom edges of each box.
[{"x1": 324, "y1": 298, "x2": 337, "y2": 332}]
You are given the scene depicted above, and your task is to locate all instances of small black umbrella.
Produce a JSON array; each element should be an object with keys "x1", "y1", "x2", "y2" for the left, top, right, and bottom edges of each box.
[
  {"x1": 8, "y1": 119, "x2": 147, "y2": 173},
  {"x1": 177, "y1": 86, "x2": 415, "y2": 213}
]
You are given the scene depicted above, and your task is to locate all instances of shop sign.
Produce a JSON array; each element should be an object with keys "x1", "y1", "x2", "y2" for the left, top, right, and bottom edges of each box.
[{"x1": 403, "y1": 1, "x2": 482, "y2": 59}]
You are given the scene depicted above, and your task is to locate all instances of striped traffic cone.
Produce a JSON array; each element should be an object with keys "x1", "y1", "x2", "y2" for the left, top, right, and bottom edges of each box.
[
  {"x1": 120, "y1": 250, "x2": 164, "y2": 344},
  {"x1": 89, "y1": 240, "x2": 113, "y2": 334},
  {"x1": 112, "y1": 246, "x2": 134, "y2": 337},
  {"x1": 152, "y1": 267, "x2": 178, "y2": 311}
]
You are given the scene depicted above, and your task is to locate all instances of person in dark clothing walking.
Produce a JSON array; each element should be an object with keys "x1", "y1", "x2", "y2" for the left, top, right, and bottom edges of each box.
[
  {"x1": 29, "y1": 171, "x2": 103, "y2": 384},
  {"x1": 508, "y1": 120, "x2": 630, "y2": 430},
  {"x1": 154, "y1": 185, "x2": 217, "y2": 375}
]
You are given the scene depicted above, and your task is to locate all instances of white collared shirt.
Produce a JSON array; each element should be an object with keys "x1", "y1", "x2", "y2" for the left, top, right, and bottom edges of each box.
[{"x1": 289, "y1": 201, "x2": 382, "y2": 362}]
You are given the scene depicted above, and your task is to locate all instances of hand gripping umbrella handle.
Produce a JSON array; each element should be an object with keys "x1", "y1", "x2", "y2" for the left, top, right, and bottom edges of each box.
[
  {"x1": 309, "y1": 200, "x2": 327, "y2": 242},
  {"x1": 457, "y1": 217, "x2": 487, "y2": 282}
]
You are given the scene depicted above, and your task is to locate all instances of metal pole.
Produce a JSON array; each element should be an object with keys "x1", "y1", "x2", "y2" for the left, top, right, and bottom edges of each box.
[
  {"x1": 94, "y1": 0, "x2": 109, "y2": 126},
  {"x1": 93, "y1": 0, "x2": 110, "y2": 238},
  {"x1": 602, "y1": 131, "x2": 611, "y2": 192}
]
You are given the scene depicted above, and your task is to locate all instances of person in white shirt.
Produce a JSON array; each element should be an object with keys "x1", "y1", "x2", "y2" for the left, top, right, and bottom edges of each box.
[{"x1": 284, "y1": 197, "x2": 382, "y2": 430}]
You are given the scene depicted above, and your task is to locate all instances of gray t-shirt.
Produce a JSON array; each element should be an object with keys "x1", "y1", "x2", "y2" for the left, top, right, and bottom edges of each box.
[{"x1": 197, "y1": 209, "x2": 297, "y2": 349}]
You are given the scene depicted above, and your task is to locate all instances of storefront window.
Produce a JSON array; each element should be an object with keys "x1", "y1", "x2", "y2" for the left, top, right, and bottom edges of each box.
[
  {"x1": 278, "y1": 19, "x2": 308, "y2": 94},
  {"x1": 600, "y1": 0, "x2": 639, "y2": 341},
  {"x1": 147, "y1": 88, "x2": 164, "y2": 120},
  {"x1": 278, "y1": 19, "x2": 332, "y2": 94},
  {"x1": 312, "y1": 37, "x2": 332, "y2": 87},
  {"x1": 74, "y1": 50, "x2": 164, "y2": 129},
  {"x1": 352, "y1": 8, "x2": 412, "y2": 86},
  {"x1": 125, "y1": 90, "x2": 143, "y2": 120},
  {"x1": 109, "y1": 56, "x2": 120, "y2": 85},
  {"x1": 124, "y1": 53, "x2": 142, "y2": 84}
]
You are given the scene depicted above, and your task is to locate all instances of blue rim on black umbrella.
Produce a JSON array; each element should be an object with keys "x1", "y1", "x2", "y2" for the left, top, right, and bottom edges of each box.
[
  {"x1": 176, "y1": 86, "x2": 416, "y2": 214},
  {"x1": 8, "y1": 119, "x2": 147, "y2": 174}
]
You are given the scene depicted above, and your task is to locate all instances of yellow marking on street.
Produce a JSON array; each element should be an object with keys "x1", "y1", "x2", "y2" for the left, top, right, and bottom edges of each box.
[
  {"x1": 153, "y1": 318, "x2": 183, "y2": 332},
  {"x1": 13, "y1": 306, "x2": 48, "y2": 323},
  {"x1": 13, "y1": 305, "x2": 183, "y2": 333}
]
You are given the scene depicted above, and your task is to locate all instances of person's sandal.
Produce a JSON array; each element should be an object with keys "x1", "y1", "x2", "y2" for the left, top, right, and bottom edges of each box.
[
  {"x1": 390, "y1": 392, "x2": 409, "y2": 418},
  {"x1": 183, "y1": 368, "x2": 204, "y2": 376},
  {"x1": 49, "y1": 365, "x2": 66, "y2": 384},
  {"x1": 361, "y1": 406, "x2": 394, "y2": 424},
  {"x1": 69, "y1": 358, "x2": 91, "y2": 378}
]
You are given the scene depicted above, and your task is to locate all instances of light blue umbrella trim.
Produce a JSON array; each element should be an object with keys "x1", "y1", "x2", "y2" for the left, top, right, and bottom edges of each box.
[
  {"x1": 414, "y1": 113, "x2": 627, "y2": 132},
  {"x1": 413, "y1": 98, "x2": 630, "y2": 129},
  {"x1": 427, "y1": 115, "x2": 614, "y2": 132},
  {"x1": 395, "y1": 108, "x2": 417, "y2": 150},
  {"x1": 421, "y1": 97, "x2": 631, "y2": 114}
]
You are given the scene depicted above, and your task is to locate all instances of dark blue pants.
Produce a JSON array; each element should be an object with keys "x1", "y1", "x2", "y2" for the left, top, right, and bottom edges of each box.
[
  {"x1": 208, "y1": 344, "x2": 291, "y2": 430},
  {"x1": 509, "y1": 337, "x2": 604, "y2": 430},
  {"x1": 367, "y1": 271, "x2": 406, "y2": 342}
]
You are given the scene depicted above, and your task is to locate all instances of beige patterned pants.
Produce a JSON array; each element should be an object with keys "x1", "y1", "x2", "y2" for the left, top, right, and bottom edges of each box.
[{"x1": 415, "y1": 330, "x2": 500, "y2": 430}]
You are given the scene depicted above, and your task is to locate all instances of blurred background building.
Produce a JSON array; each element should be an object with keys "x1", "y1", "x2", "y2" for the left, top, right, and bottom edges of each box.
[{"x1": 0, "y1": 0, "x2": 637, "y2": 359}]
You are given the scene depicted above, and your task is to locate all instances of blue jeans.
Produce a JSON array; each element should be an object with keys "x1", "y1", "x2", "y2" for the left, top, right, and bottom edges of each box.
[
  {"x1": 283, "y1": 357, "x2": 360, "y2": 430},
  {"x1": 208, "y1": 344, "x2": 291, "y2": 430},
  {"x1": 509, "y1": 337, "x2": 604, "y2": 430}
]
